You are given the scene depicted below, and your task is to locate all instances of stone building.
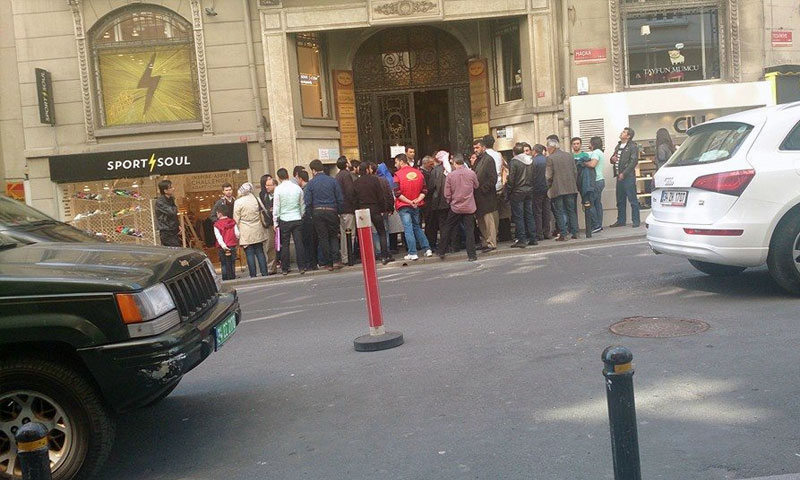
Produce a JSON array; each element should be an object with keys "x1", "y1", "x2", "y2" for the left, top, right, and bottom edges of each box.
[{"x1": 0, "y1": 0, "x2": 798, "y2": 244}]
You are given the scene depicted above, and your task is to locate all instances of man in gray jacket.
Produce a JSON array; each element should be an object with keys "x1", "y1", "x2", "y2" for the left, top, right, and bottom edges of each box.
[
  {"x1": 506, "y1": 142, "x2": 537, "y2": 247},
  {"x1": 609, "y1": 127, "x2": 641, "y2": 228},
  {"x1": 545, "y1": 137, "x2": 579, "y2": 241}
]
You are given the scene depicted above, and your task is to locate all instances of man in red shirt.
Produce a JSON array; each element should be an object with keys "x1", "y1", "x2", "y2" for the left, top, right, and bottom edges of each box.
[{"x1": 393, "y1": 154, "x2": 433, "y2": 261}]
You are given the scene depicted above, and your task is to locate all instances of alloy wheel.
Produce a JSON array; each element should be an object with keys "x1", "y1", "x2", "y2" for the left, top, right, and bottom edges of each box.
[
  {"x1": 0, "y1": 391, "x2": 72, "y2": 478},
  {"x1": 794, "y1": 230, "x2": 800, "y2": 276}
]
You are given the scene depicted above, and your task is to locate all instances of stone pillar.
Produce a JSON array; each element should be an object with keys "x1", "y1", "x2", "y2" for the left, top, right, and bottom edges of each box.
[
  {"x1": 262, "y1": 32, "x2": 298, "y2": 172},
  {"x1": 526, "y1": 12, "x2": 561, "y2": 141}
]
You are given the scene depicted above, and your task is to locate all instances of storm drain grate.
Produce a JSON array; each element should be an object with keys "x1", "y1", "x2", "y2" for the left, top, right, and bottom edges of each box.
[{"x1": 609, "y1": 317, "x2": 710, "y2": 338}]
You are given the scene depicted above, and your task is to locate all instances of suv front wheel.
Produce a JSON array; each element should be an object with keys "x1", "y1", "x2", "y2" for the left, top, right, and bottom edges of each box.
[
  {"x1": 0, "y1": 358, "x2": 115, "y2": 480},
  {"x1": 768, "y1": 212, "x2": 800, "y2": 296}
]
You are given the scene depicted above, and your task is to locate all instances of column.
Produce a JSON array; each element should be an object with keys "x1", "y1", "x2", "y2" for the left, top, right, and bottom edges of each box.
[{"x1": 262, "y1": 32, "x2": 298, "y2": 172}]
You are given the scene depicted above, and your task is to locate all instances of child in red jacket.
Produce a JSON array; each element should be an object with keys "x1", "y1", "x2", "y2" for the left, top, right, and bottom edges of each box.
[{"x1": 213, "y1": 204, "x2": 239, "y2": 280}]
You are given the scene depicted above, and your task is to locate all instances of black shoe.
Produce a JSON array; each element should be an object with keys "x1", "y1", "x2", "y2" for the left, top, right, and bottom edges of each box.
[
  {"x1": 481, "y1": 246, "x2": 496, "y2": 253},
  {"x1": 282, "y1": 270, "x2": 289, "y2": 276},
  {"x1": 528, "y1": 239, "x2": 539, "y2": 246},
  {"x1": 299, "y1": 269, "x2": 306, "y2": 275},
  {"x1": 467, "y1": 257, "x2": 478, "y2": 262},
  {"x1": 609, "y1": 222, "x2": 625, "y2": 228},
  {"x1": 592, "y1": 226, "x2": 603, "y2": 234},
  {"x1": 510, "y1": 240, "x2": 526, "y2": 249},
  {"x1": 632, "y1": 223, "x2": 640, "y2": 228},
  {"x1": 438, "y1": 253, "x2": 446, "y2": 260},
  {"x1": 571, "y1": 234, "x2": 579, "y2": 239}
]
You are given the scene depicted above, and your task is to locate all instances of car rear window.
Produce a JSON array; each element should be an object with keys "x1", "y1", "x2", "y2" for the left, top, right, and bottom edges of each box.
[{"x1": 666, "y1": 122, "x2": 753, "y2": 167}]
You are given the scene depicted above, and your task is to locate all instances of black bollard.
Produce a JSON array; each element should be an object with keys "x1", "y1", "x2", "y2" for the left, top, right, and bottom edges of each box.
[
  {"x1": 15, "y1": 422, "x2": 52, "y2": 480},
  {"x1": 584, "y1": 201, "x2": 593, "y2": 238},
  {"x1": 346, "y1": 228, "x2": 354, "y2": 266},
  {"x1": 602, "y1": 345, "x2": 641, "y2": 480}
]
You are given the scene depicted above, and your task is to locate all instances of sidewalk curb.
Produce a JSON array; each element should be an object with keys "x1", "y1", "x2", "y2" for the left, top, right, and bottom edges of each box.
[{"x1": 224, "y1": 230, "x2": 648, "y2": 288}]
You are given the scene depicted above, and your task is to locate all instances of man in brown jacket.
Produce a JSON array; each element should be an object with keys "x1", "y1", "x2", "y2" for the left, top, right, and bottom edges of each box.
[
  {"x1": 545, "y1": 137, "x2": 579, "y2": 241},
  {"x1": 471, "y1": 138, "x2": 498, "y2": 252}
]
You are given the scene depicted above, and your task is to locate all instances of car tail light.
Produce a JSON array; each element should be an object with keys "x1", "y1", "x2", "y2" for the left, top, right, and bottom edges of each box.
[
  {"x1": 691, "y1": 169, "x2": 755, "y2": 196},
  {"x1": 684, "y1": 228, "x2": 744, "y2": 236}
]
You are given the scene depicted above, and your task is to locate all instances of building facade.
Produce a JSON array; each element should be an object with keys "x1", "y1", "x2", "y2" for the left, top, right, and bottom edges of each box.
[{"x1": 1, "y1": 0, "x2": 798, "y2": 242}]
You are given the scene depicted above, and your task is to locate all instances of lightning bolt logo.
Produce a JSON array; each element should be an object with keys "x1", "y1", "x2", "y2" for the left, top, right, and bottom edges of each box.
[
  {"x1": 137, "y1": 53, "x2": 161, "y2": 116},
  {"x1": 148, "y1": 153, "x2": 157, "y2": 173}
]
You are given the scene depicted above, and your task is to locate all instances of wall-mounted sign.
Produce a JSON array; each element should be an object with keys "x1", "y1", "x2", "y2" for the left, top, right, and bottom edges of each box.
[
  {"x1": 333, "y1": 70, "x2": 359, "y2": 158},
  {"x1": 772, "y1": 30, "x2": 793, "y2": 47},
  {"x1": 496, "y1": 126, "x2": 514, "y2": 139},
  {"x1": 318, "y1": 148, "x2": 340, "y2": 161},
  {"x1": 5, "y1": 182, "x2": 24, "y2": 201},
  {"x1": 468, "y1": 58, "x2": 490, "y2": 138},
  {"x1": 574, "y1": 48, "x2": 607, "y2": 65},
  {"x1": 49, "y1": 143, "x2": 249, "y2": 183},
  {"x1": 35, "y1": 68, "x2": 55, "y2": 125},
  {"x1": 185, "y1": 171, "x2": 234, "y2": 193}
]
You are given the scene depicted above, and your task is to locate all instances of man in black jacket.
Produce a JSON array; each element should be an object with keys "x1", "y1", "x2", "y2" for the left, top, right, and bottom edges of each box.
[
  {"x1": 335, "y1": 156, "x2": 357, "y2": 264},
  {"x1": 609, "y1": 127, "x2": 641, "y2": 228},
  {"x1": 506, "y1": 142, "x2": 537, "y2": 247},
  {"x1": 472, "y1": 138, "x2": 498, "y2": 252},
  {"x1": 155, "y1": 179, "x2": 181, "y2": 247}
]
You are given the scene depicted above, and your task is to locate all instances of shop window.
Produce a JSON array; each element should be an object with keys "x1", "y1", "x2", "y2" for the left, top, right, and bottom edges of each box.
[
  {"x1": 296, "y1": 33, "x2": 329, "y2": 119},
  {"x1": 624, "y1": 5, "x2": 721, "y2": 86},
  {"x1": 492, "y1": 21, "x2": 523, "y2": 104},
  {"x1": 89, "y1": 6, "x2": 200, "y2": 127}
]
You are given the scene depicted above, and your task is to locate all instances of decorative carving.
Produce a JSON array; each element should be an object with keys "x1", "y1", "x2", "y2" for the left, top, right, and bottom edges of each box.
[
  {"x1": 356, "y1": 93, "x2": 375, "y2": 162},
  {"x1": 68, "y1": 0, "x2": 96, "y2": 142},
  {"x1": 607, "y1": 0, "x2": 623, "y2": 91},
  {"x1": 374, "y1": 1, "x2": 437, "y2": 16},
  {"x1": 353, "y1": 26, "x2": 468, "y2": 93},
  {"x1": 189, "y1": 0, "x2": 213, "y2": 134},
  {"x1": 728, "y1": 0, "x2": 740, "y2": 82}
]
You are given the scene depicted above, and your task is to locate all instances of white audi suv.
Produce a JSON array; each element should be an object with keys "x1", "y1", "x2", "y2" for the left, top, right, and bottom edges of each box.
[{"x1": 646, "y1": 102, "x2": 800, "y2": 295}]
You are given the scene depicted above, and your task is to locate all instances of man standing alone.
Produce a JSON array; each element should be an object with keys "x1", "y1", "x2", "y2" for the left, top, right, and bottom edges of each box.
[
  {"x1": 306, "y1": 159, "x2": 345, "y2": 271},
  {"x1": 472, "y1": 138, "x2": 498, "y2": 252},
  {"x1": 609, "y1": 127, "x2": 641, "y2": 228},
  {"x1": 156, "y1": 179, "x2": 181, "y2": 247},
  {"x1": 545, "y1": 137, "x2": 579, "y2": 241},
  {"x1": 273, "y1": 168, "x2": 307, "y2": 275}
]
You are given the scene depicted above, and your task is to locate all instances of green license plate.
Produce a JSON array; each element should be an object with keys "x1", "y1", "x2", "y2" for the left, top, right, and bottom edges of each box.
[{"x1": 213, "y1": 313, "x2": 237, "y2": 350}]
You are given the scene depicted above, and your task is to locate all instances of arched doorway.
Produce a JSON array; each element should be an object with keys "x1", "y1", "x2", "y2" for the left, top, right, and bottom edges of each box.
[{"x1": 353, "y1": 26, "x2": 472, "y2": 162}]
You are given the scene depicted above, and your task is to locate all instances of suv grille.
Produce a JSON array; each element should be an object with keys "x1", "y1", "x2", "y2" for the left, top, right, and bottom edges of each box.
[{"x1": 165, "y1": 264, "x2": 219, "y2": 321}]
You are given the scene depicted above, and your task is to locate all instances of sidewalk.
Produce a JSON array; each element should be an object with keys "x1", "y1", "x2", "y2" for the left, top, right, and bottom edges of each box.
[{"x1": 224, "y1": 224, "x2": 648, "y2": 287}]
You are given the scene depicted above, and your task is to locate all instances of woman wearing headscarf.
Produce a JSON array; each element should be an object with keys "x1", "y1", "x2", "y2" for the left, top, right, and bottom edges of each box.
[{"x1": 233, "y1": 182, "x2": 269, "y2": 277}]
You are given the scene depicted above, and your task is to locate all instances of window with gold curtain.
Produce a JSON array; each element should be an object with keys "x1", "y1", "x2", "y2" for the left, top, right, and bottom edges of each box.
[{"x1": 90, "y1": 6, "x2": 200, "y2": 127}]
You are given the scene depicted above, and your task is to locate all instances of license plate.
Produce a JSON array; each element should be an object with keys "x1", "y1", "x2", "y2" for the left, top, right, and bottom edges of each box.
[
  {"x1": 660, "y1": 190, "x2": 688, "y2": 207},
  {"x1": 213, "y1": 313, "x2": 237, "y2": 350}
]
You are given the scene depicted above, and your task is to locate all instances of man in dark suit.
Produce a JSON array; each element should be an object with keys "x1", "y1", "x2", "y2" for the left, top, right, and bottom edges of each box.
[
  {"x1": 609, "y1": 127, "x2": 641, "y2": 228},
  {"x1": 471, "y1": 138, "x2": 498, "y2": 252}
]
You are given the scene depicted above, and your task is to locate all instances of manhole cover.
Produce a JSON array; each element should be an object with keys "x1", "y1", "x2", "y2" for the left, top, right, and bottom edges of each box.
[{"x1": 609, "y1": 317, "x2": 710, "y2": 338}]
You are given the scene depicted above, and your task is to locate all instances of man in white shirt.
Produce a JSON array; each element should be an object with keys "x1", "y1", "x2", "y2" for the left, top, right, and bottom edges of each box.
[{"x1": 273, "y1": 168, "x2": 307, "y2": 275}]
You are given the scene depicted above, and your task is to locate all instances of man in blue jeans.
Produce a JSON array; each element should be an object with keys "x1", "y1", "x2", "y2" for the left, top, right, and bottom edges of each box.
[
  {"x1": 545, "y1": 138, "x2": 579, "y2": 241},
  {"x1": 393, "y1": 154, "x2": 433, "y2": 260},
  {"x1": 609, "y1": 127, "x2": 641, "y2": 228}
]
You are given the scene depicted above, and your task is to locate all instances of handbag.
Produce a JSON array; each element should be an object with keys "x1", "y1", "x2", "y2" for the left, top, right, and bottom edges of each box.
[{"x1": 252, "y1": 194, "x2": 272, "y2": 228}]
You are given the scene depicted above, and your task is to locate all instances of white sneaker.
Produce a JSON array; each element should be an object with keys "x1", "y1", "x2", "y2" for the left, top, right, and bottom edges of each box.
[
  {"x1": 424, "y1": 249, "x2": 433, "y2": 257},
  {"x1": 403, "y1": 254, "x2": 419, "y2": 261}
]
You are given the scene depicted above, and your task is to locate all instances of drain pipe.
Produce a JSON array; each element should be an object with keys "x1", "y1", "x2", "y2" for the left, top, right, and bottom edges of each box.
[
  {"x1": 560, "y1": 0, "x2": 573, "y2": 141},
  {"x1": 243, "y1": 0, "x2": 270, "y2": 175}
]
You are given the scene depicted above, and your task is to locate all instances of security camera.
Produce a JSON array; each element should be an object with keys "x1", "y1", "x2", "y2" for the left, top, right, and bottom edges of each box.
[{"x1": 204, "y1": 7, "x2": 218, "y2": 16}]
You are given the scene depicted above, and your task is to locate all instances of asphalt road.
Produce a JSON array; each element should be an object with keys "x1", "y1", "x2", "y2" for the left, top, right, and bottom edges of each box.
[{"x1": 103, "y1": 240, "x2": 800, "y2": 480}]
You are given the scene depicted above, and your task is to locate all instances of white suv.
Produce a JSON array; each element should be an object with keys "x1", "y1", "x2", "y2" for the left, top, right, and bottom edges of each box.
[{"x1": 646, "y1": 102, "x2": 800, "y2": 295}]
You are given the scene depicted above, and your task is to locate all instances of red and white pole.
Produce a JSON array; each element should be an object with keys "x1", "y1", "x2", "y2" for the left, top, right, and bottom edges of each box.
[{"x1": 353, "y1": 208, "x2": 404, "y2": 352}]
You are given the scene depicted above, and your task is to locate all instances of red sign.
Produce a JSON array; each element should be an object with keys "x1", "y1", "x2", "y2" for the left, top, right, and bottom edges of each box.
[
  {"x1": 574, "y1": 48, "x2": 607, "y2": 65},
  {"x1": 772, "y1": 30, "x2": 793, "y2": 47},
  {"x1": 5, "y1": 182, "x2": 24, "y2": 201}
]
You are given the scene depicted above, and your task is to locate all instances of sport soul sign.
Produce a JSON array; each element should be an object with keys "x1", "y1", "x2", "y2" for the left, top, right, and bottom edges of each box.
[{"x1": 49, "y1": 143, "x2": 249, "y2": 183}]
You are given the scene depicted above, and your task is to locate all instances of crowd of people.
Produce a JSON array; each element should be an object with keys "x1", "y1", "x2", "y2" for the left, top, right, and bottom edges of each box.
[{"x1": 155, "y1": 128, "x2": 644, "y2": 279}]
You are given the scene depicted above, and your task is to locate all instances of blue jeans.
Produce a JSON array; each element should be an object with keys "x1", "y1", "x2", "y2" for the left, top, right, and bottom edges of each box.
[
  {"x1": 615, "y1": 175, "x2": 640, "y2": 226},
  {"x1": 218, "y1": 248, "x2": 236, "y2": 280},
  {"x1": 552, "y1": 194, "x2": 579, "y2": 236},
  {"x1": 593, "y1": 179, "x2": 605, "y2": 229},
  {"x1": 243, "y1": 243, "x2": 268, "y2": 277},
  {"x1": 397, "y1": 207, "x2": 430, "y2": 255},
  {"x1": 510, "y1": 193, "x2": 536, "y2": 242}
]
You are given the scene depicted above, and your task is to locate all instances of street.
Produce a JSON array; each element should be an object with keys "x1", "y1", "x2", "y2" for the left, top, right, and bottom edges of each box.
[{"x1": 102, "y1": 240, "x2": 800, "y2": 480}]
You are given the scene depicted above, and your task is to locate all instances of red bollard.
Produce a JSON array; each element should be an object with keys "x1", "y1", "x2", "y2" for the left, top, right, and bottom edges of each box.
[{"x1": 353, "y1": 208, "x2": 404, "y2": 352}]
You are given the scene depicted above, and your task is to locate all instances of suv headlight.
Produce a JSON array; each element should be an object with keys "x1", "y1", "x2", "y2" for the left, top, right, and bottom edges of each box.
[
  {"x1": 205, "y1": 258, "x2": 222, "y2": 291},
  {"x1": 116, "y1": 284, "x2": 179, "y2": 337}
]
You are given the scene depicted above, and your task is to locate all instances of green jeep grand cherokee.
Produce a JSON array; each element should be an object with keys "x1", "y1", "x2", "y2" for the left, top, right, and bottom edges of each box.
[{"x1": 0, "y1": 196, "x2": 241, "y2": 479}]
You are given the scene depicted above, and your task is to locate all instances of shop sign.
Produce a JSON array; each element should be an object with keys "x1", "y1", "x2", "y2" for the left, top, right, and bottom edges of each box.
[
  {"x1": 49, "y1": 143, "x2": 249, "y2": 183},
  {"x1": 772, "y1": 30, "x2": 793, "y2": 47},
  {"x1": 468, "y1": 58, "x2": 491, "y2": 138},
  {"x1": 629, "y1": 106, "x2": 758, "y2": 140},
  {"x1": 300, "y1": 73, "x2": 319, "y2": 86},
  {"x1": 333, "y1": 70, "x2": 359, "y2": 150},
  {"x1": 5, "y1": 182, "x2": 24, "y2": 201},
  {"x1": 35, "y1": 68, "x2": 55, "y2": 125},
  {"x1": 574, "y1": 48, "x2": 607, "y2": 65}
]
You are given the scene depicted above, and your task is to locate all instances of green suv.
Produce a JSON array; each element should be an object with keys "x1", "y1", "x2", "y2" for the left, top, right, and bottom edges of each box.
[{"x1": 0, "y1": 197, "x2": 241, "y2": 479}]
